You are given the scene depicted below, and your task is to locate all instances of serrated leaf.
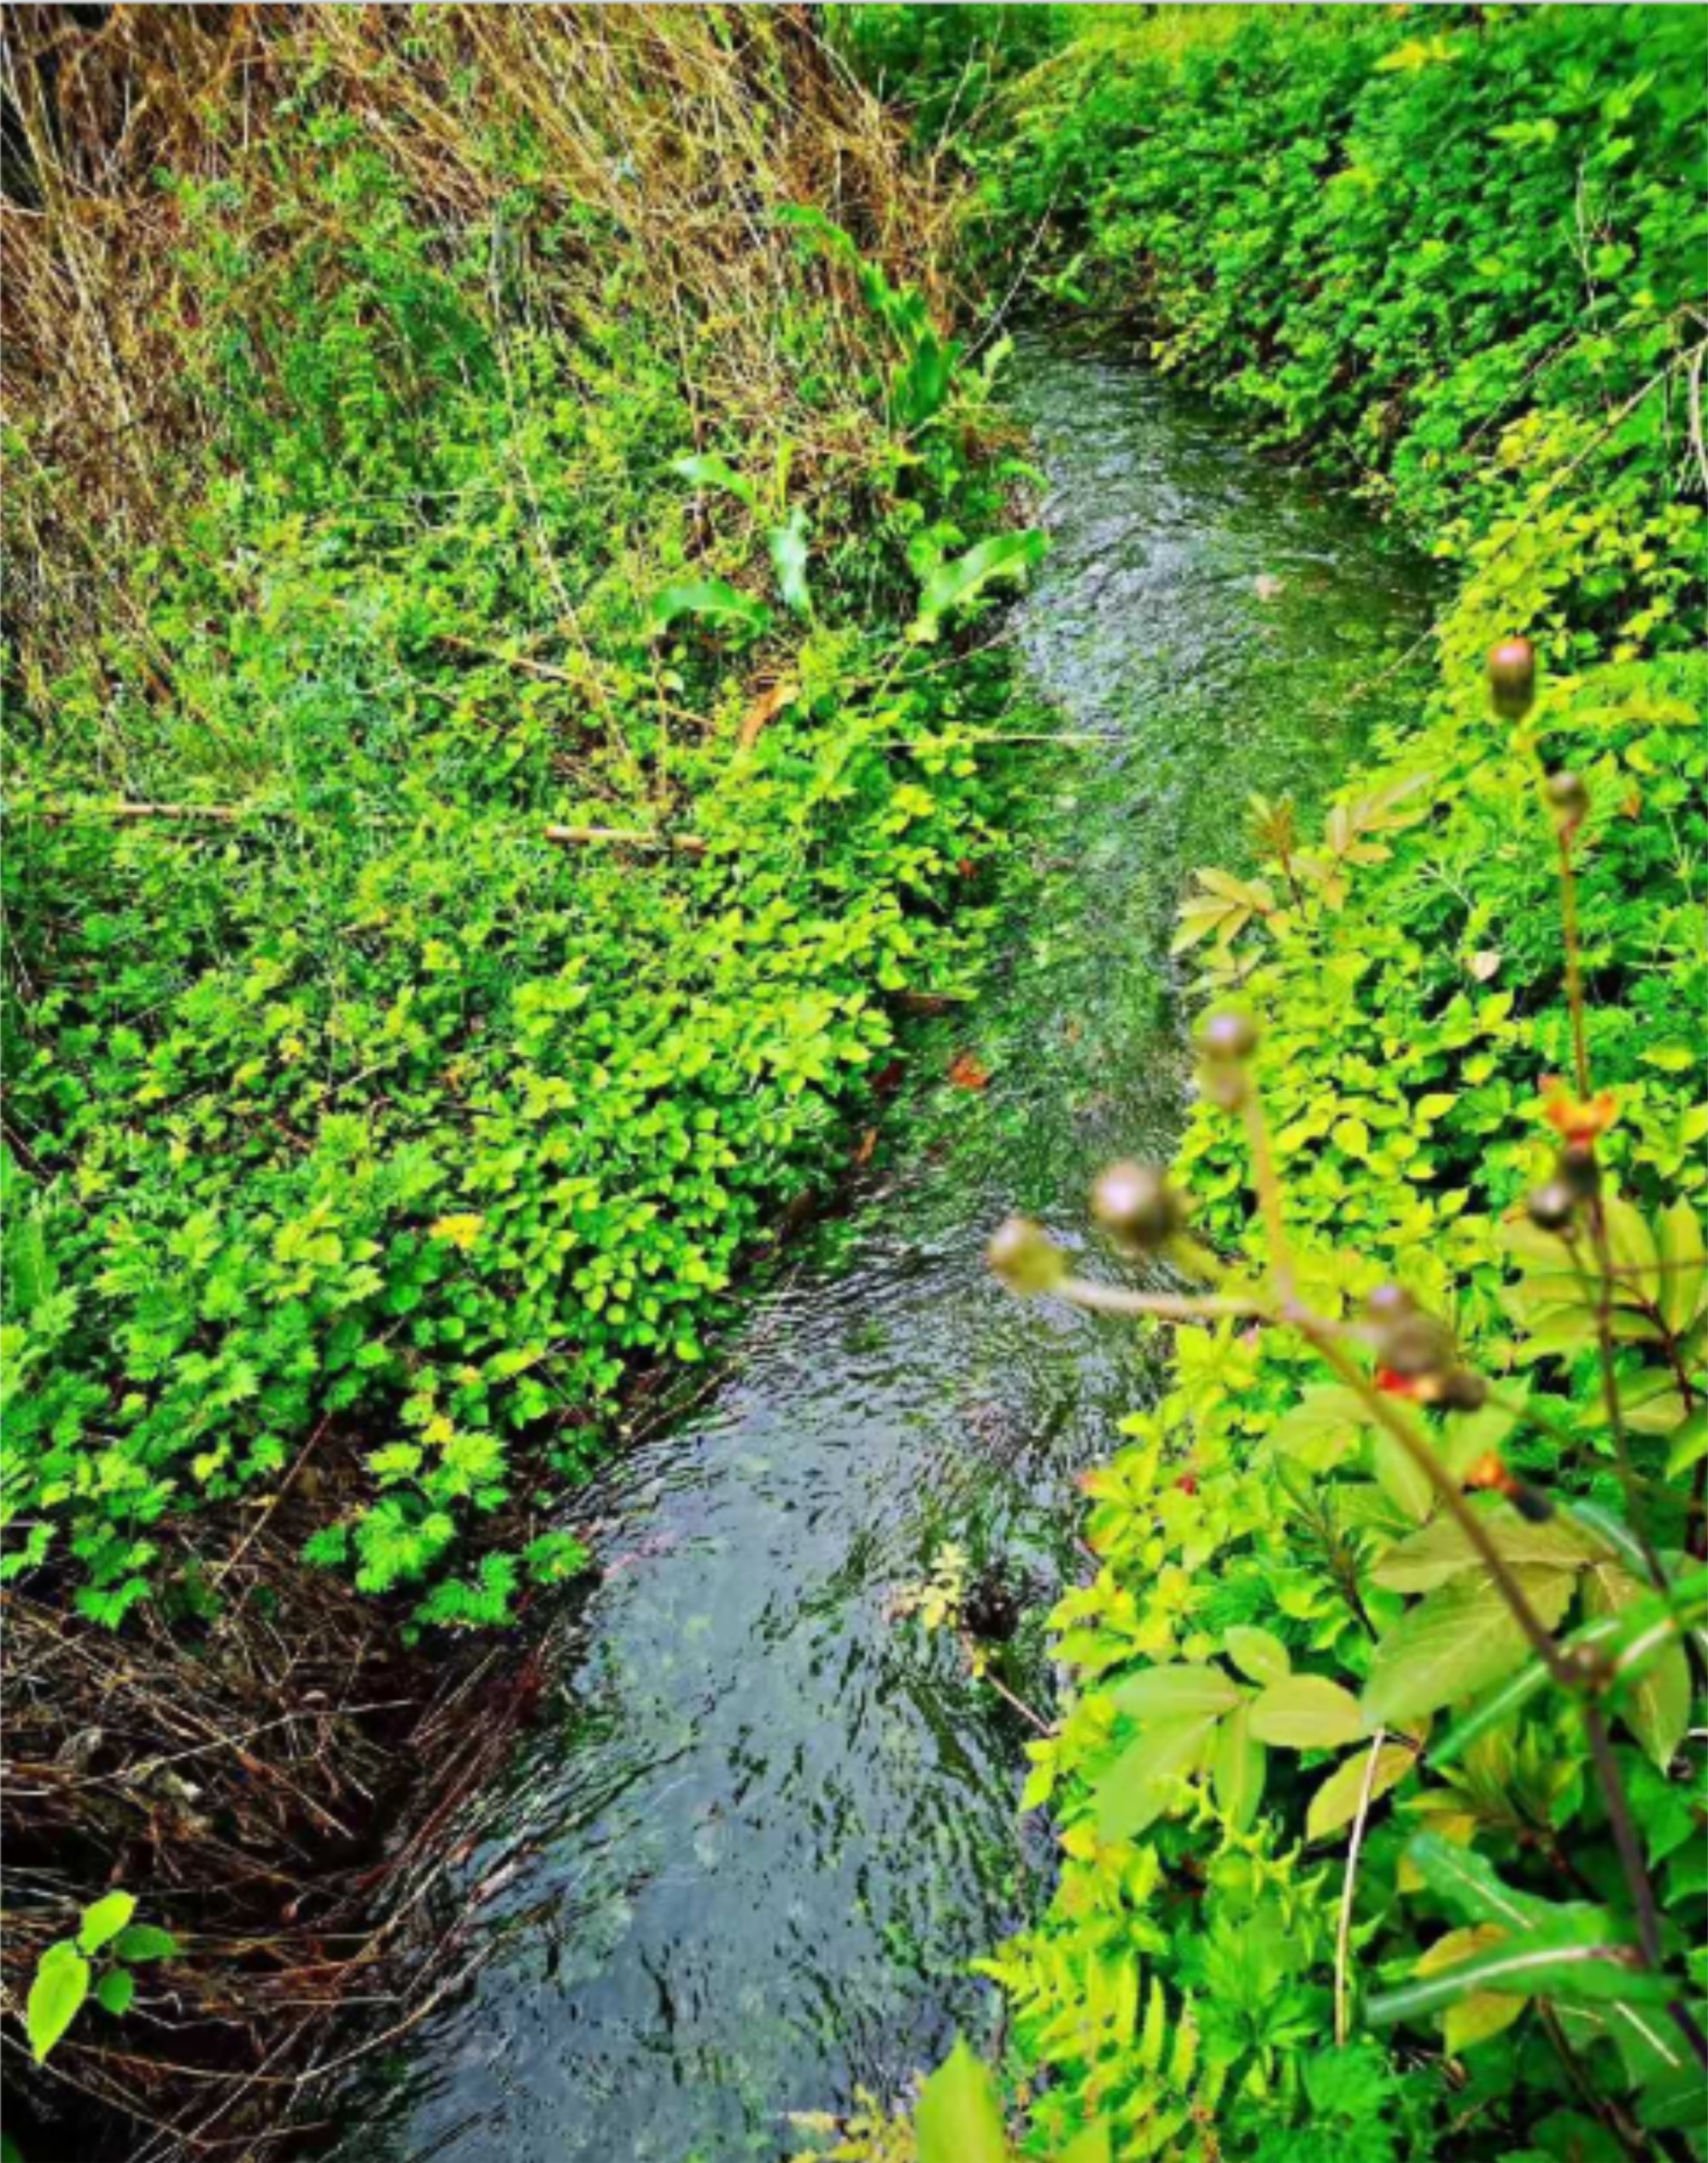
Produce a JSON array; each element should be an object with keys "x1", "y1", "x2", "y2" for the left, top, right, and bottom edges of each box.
[
  {"x1": 915, "y1": 2037, "x2": 1009, "y2": 2163},
  {"x1": 1361, "y1": 1567, "x2": 1573, "y2": 1726},
  {"x1": 27, "y1": 1943, "x2": 89, "y2": 2062},
  {"x1": 1249, "y1": 1674, "x2": 1365, "y2": 1750},
  {"x1": 1306, "y1": 1739, "x2": 1415, "y2": 1841},
  {"x1": 1224, "y1": 1624, "x2": 1290, "y2": 1686}
]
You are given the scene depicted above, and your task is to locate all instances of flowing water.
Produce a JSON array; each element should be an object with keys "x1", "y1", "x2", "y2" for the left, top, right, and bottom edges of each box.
[{"x1": 342, "y1": 338, "x2": 1431, "y2": 2161}]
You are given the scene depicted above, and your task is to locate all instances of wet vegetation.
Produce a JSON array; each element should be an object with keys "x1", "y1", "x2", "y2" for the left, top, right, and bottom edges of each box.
[{"x1": 3, "y1": 5, "x2": 1705, "y2": 2160}]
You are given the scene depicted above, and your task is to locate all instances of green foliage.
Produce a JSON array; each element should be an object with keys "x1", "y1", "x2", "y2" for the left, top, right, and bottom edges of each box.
[
  {"x1": 955, "y1": 9, "x2": 1707, "y2": 2160},
  {"x1": 2, "y1": 38, "x2": 1035, "y2": 1631},
  {"x1": 25, "y1": 1891, "x2": 176, "y2": 2063}
]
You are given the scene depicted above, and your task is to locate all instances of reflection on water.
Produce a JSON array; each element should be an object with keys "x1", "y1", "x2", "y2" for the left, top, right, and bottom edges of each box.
[{"x1": 335, "y1": 339, "x2": 1431, "y2": 2161}]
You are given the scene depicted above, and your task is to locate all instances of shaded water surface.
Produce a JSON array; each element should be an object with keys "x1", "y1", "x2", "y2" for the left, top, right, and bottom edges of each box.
[{"x1": 344, "y1": 340, "x2": 1430, "y2": 2160}]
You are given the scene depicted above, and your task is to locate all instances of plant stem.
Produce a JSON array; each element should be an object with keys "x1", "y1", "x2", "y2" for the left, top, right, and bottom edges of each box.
[{"x1": 1581, "y1": 1701, "x2": 1708, "y2": 2071}]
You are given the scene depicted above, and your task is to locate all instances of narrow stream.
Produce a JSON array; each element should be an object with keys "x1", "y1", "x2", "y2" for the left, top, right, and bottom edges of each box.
[{"x1": 343, "y1": 337, "x2": 1432, "y2": 2161}]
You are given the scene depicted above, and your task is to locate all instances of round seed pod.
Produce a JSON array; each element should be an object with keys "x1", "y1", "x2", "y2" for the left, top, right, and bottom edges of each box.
[
  {"x1": 1488, "y1": 637, "x2": 1536, "y2": 720},
  {"x1": 1092, "y1": 1160, "x2": 1185, "y2": 1252},
  {"x1": 1377, "y1": 1310, "x2": 1457, "y2": 1382},
  {"x1": 1366, "y1": 1282, "x2": 1417, "y2": 1324},
  {"x1": 1437, "y1": 1367, "x2": 1489, "y2": 1412},
  {"x1": 1198, "y1": 1010, "x2": 1260, "y2": 1062},
  {"x1": 1557, "y1": 1142, "x2": 1601, "y2": 1201},
  {"x1": 1545, "y1": 770, "x2": 1589, "y2": 826},
  {"x1": 1525, "y1": 1181, "x2": 1576, "y2": 1233},
  {"x1": 987, "y1": 1216, "x2": 1068, "y2": 1296}
]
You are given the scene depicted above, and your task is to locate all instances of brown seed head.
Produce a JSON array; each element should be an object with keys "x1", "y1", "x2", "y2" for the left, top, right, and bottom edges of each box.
[
  {"x1": 987, "y1": 1216, "x2": 1068, "y2": 1296},
  {"x1": 1091, "y1": 1160, "x2": 1186, "y2": 1252},
  {"x1": 1488, "y1": 637, "x2": 1536, "y2": 720}
]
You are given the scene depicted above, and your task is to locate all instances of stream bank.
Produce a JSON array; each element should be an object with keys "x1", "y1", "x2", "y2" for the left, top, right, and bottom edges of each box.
[{"x1": 334, "y1": 334, "x2": 1433, "y2": 2162}]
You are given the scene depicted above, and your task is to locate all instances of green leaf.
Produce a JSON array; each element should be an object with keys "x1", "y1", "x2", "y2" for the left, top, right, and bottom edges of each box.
[
  {"x1": 1109, "y1": 1663, "x2": 1243, "y2": 1719},
  {"x1": 768, "y1": 508, "x2": 812, "y2": 617},
  {"x1": 77, "y1": 1891, "x2": 137, "y2": 1955},
  {"x1": 1655, "y1": 1199, "x2": 1706, "y2": 1333},
  {"x1": 1371, "y1": 1427, "x2": 1435, "y2": 1523},
  {"x1": 1092, "y1": 1715, "x2": 1220, "y2": 1841},
  {"x1": 1249, "y1": 1674, "x2": 1365, "y2": 1750},
  {"x1": 911, "y1": 531, "x2": 1047, "y2": 640},
  {"x1": 1306, "y1": 1739, "x2": 1415, "y2": 1841},
  {"x1": 27, "y1": 1942, "x2": 90, "y2": 2062},
  {"x1": 1366, "y1": 1928, "x2": 1671, "y2": 2026},
  {"x1": 1361, "y1": 1567, "x2": 1573, "y2": 1726},
  {"x1": 646, "y1": 580, "x2": 772, "y2": 639},
  {"x1": 112, "y1": 1924, "x2": 178, "y2": 1964},
  {"x1": 915, "y1": 2037, "x2": 1009, "y2": 2163},
  {"x1": 1265, "y1": 1384, "x2": 1371, "y2": 1471},
  {"x1": 1371, "y1": 1504, "x2": 1598, "y2": 1593},
  {"x1": 1406, "y1": 1833, "x2": 1551, "y2": 1930},
  {"x1": 669, "y1": 452, "x2": 757, "y2": 509},
  {"x1": 1584, "y1": 1562, "x2": 1693, "y2": 1768},
  {"x1": 95, "y1": 1968, "x2": 135, "y2": 2017},
  {"x1": 1212, "y1": 1700, "x2": 1266, "y2": 1830},
  {"x1": 1224, "y1": 1624, "x2": 1290, "y2": 1686}
]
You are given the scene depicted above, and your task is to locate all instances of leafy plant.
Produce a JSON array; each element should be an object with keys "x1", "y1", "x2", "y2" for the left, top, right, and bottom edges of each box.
[{"x1": 25, "y1": 1892, "x2": 177, "y2": 2063}]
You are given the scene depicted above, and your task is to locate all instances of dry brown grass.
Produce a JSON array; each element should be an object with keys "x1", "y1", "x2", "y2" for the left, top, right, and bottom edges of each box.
[{"x1": 3, "y1": 2, "x2": 953, "y2": 687}]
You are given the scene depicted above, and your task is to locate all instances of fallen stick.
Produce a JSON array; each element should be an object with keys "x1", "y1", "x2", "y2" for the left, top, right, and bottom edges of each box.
[{"x1": 543, "y1": 823, "x2": 707, "y2": 856}]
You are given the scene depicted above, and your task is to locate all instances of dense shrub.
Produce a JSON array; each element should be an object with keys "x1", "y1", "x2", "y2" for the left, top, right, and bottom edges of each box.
[
  {"x1": 859, "y1": 9, "x2": 1706, "y2": 2160},
  {"x1": 1, "y1": 9, "x2": 1039, "y2": 1629}
]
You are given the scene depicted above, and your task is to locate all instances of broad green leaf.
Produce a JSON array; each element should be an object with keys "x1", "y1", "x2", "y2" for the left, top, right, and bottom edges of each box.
[
  {"x1": 1224, "y1": 1624, "x2": 1290, "y2": 1686},
  {"x1": 915, "y1": 2036, "x2": 1009, "y2": 2163},
  {"x1": 1212, "y1": 1700, "x2": 1266, "y2": 1830},
  {"x1": 112, "y1": 1924, "x2": 178, "y2": 1964},
  {"x1": 1406, "y1": 1833, "x2": 1552, "y2": 1931},
  {"x1": 1109, "y1": 1663, "x2": 1242, "y2": 1720},
  {"x1": 1417, "y1": 1926, "x2": 1530, "y2": 2051},
  {"x1": 669, "y1": 452, "x2": 757, "y2": 508},
  {"x1": 1264, "y1": 1384, "x2": 1371, "y2": 1471},
  {"x1": 1360, "y1": 1567, "x2": 1573, "y2": 1726},
  {"x1": 1655, "y1": 1198, "x2": 1706, "y2": 1332},
  {"x1": 1371, "y1": 1503, "x2": 1599, "y2": 1593},
  {"x1": 27, "y1": 1942, "x2": 89, "y2": 2063},
  {"x1": 1092, "y1": 1715, "x2": 1220, "y2": 1841},
  {"x1": 77, "y1": 1891, "x2": 137, "y2": 1955},
  {"x1": 1249, "y1": 1674, "x2": 1365, "y2": 1750},
  {"x1": 1371, "y1": 1427, "x2": 1435, "y2": 1524},
  {"x1": 768, "y1": 508, "x2": 812, "y2": 617},
  {"x1": 1584, "y1": 1561, "x2": 1693, "y2": 1768},
  {"x1": 95, "y1": 1968, "x2": 135, "y2": 2017},
  {"x1": 1057, "y1": 2124, "x2": 1114, "y2": 2163},
  {"x1": 1306, "y1": 1739, "x2": 1415, "y2": 1841},
  {"x1": 1666, "y1": 1408, "x2": 1708, "y2": 1479},
  {"x1": 912, "y1": 531, "x2": 1047, "y2": 640},
  {"x1": 647, "y1": 580, "x2": 772, "y2": 639},
  {"x1": 1366, "y1": 1927, "x2": 1671, "y2": 2025}
]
